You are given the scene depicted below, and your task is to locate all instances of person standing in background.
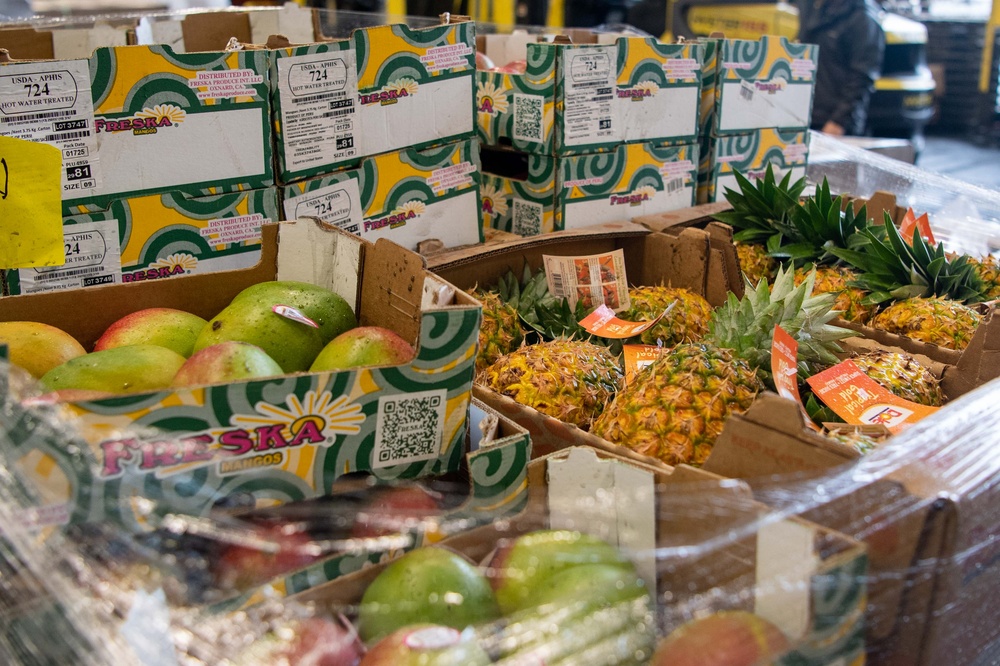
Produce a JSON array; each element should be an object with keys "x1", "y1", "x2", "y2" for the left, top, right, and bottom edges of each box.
[{"x1": 798, "y1": 0, "x2": 886, "y2": 136}]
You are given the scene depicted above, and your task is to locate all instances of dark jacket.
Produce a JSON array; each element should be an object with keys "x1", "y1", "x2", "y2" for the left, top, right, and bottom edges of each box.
[{"x1": 798, "y1": 0, "x2": 885, "y2": 135}]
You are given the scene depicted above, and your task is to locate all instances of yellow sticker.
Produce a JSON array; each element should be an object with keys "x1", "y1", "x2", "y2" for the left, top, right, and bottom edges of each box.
[{"x1": 0, "y1": 135, "x2": 65, "y2": 269}]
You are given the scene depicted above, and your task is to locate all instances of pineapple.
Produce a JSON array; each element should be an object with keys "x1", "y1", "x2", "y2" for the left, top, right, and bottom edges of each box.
[
  {"x1": 793, "y1": 266, "x2": 873, "y2": 323},
  {"x1": 484, "y1": 340, "x2": 622, "y2": 430},
  {"x1": 591, "y1": 267, "x2": 855, "y2": 466},
  {"x1": 870, "y1": 298, "x2": 982, "y2": 351},
  {"x1": 735, "y1": 241, "x2": 777, "y2": 285},
  {"x1": 621, "y1": 286, "x2": 713, "y2": 347},
  {"x1": 968, "y1": 255, "x2": 1000, "y2": 300},
  {"x1": 852, "y1": 349, "x2": 944, "y2": 406},
  {"x1": 712, "y1": 165, "x2": 805, "y2": 249},
  {"x1": 826, "y1": 429, "x2": 882, "y2": 455},
  {"x1": 471, "y1": 289, "x2": 523, "y2": 374}
]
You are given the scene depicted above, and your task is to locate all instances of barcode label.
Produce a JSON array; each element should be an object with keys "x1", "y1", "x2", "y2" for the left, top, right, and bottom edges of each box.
[
  {"x1": 666, "y1": 178, "x2": 684, "y2": 193},
  {"x1": 14, "y1": 219, "x2": 122, "y2": 295},
  {"x1": 550, "y1": 272, "x2": 565, "y2": 296},
  {"x1": 293, "y1": 91, "x2": 345, "y2": 105},
  {"x1": 0, "y1": 109, "x2": 76, "y2": 124},
  {"x1": 563, "y1": 46, "x2": 619, "y2": 147},
  {"x1": 33, "y1": 265, "x2": 102, "y2": 282},
  {"x1": 42, "y1": 130, "x2": 90, "y2": 141},
  {"x1": 322, "y1": 108, "x2": 354, "y2": 119},
  {"x1": 740, "y1": 81, "x2": 755, "y2": 101}
]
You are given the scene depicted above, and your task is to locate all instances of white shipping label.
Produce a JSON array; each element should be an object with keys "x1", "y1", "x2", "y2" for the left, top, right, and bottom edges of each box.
[
  {"x1": 283, "y1": 179, "x2": 363, "y2": 236},
  {"x1": 15, "y1": 219, "x2": 122, "y2": 293},
  {"x1": 277, "y1": 50, "x2": 359, "y2": 173},
  {"x1": 562, "y1": 46, "x2": 619, "y2": 147},
  {"x1": 0, "y1": 59, "x2": 101, "y2": 197}
]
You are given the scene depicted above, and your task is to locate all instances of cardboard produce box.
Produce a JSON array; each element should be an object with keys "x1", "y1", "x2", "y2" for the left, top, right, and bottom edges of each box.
[
  {"x1": 281, "y1": 138, "x2": 482, "y2": 251},
  {"x1": 5, "y1": 187, "x2": 279, "y2": 296},
  {"x1": 480, "y1": 141, "x2": 699, "y2": 236},
  {"x1": 0, "y1": 42, "x2": 274, "y2": 210},
  {"x1": 0, "y1": 20, "x2": 135, "y2": 60},
  {"x1": 134, "y1": 4, "x2": 323, "y2": 52},
  {"x1": 704, "y1": 382, "x2": 1000, "y2": 666},
  {"x1": 476, "y1": 32, "x2": 702, "y2": 155},
  {"x1": 293, "y1": 446, "x2": 868, "y2": 665},
  {"x1": 0, "y1": 220, "x2": 481, "y2": 531},
  {"x1": 701, "y1": 127, "x2": 810, "y2": 203},
  {"x1": 270, "y1": 17, "x2": 476, "y2": 184}
]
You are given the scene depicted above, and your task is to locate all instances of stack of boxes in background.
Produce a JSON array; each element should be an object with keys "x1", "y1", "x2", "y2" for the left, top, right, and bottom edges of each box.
[
  {"x1": 696, "y1": 35, "x2": 818, "y2": 203},
  {"x1": 475, "y1": 31, "x2": 704, "y2": 236}
]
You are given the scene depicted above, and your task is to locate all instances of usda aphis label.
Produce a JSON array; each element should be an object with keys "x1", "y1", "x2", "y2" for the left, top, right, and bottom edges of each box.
[
  {"x1": 562, "y1": 47, "x2": 618, "y2": 147},
  {"x1": 277, "y1": 50, "x2": 359, "y2": 173},
  {"x1": 0, "y1": 60, "x2": 100, "y2": 197},
  {"x1": 283, "y1": 179, "x2": 363, "y2": 235},
  {"x1": 15, "y1": 219, "x2": 121, "y2": 293}
]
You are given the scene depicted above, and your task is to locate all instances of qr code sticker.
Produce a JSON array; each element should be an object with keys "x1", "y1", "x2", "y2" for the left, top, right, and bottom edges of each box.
[
  {"x1": 512, "y1": 198, "x2": 544, "y2": 236},
  {"x1": 373, "y1": 389, "x2": 447, "y2": 469},
  {"x1": 513, "y1": 94, "x2": 544, "y2": 143}
]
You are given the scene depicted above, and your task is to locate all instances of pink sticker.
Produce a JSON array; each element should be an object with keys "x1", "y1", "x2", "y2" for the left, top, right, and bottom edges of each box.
[{"x1": 272, "y1": 304, "x2": 319, "y2": 328}]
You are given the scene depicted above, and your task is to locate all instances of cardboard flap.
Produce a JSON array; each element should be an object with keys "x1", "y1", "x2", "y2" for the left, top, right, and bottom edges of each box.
[
  {"x1": 754, "y1": 518, "x2": 818, "y2": 640},
  {"x1": 275, "y1": 218, "x2": 364, "y2": 314},
  {"x1": 180, "y1": 12, "x2": 253, "y2": 53},
  {"x1": 247, "y1": 4, "x2": 318, "y2": 45},
  {"x1": 359, "y1": 238, "x2": 427, "y2": 344},
  {"x1": 0, "y1": 27, "x2": 56, "y2": 60},
  {"x1": 943, "y1": 307, "x2": 1000, "y2": 398},
  {"x1": 638, "y1": 227, "x2": 711, "y2": 297},
  {"x1": 633, "y1": 201, "x2": 732, "y2": 233}
]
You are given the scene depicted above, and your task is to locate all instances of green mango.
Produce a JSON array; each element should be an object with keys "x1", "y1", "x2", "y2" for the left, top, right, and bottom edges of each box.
[
  {"x1": 231, "y1": 281, "x2": 356, "y2": 344},
  {"x1": 41, "y1": 345, "x2": 186, "y2": 394}
]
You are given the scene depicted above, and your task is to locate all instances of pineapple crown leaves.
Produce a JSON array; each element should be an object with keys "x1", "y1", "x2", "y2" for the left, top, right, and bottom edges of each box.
[
  {"x1": 775, "y1": 178, "x2": 877, "y2": 267},
  {"x1": 829, "y1": 212, "x2": 988, "y2": 305},
  {"x1": 708, "y1": 266, "x2": 856, "y2": 388},
  {"x1": 712, "y1": 164, "x2": 806, "y2": 247}
]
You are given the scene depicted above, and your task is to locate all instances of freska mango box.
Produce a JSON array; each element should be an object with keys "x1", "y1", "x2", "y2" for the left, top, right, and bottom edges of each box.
[
  {"x1": 476, "y1": 32, "x2": 702, "y2": 156},
  {"x1": 281, "y1": 138, "x2": 482, "y2": 252},
  {"x1": 0, "y1": 42, "x2": 274, "y2": 210},
  {"x1": 6, "y1": 187, "x2": 279, "y2": 296},
  {"x1": 270, "y1": 17, "x2": 477, "y2": 184},
  {"x1": 480, "y1": 141, "x2": 698, "y2": 235},
  {"x1": 0, "y1": 220, "x2": 483, "y2": 532},
  {"x1": 703, "y1": 127, "x2": 810, "y2": 202}
]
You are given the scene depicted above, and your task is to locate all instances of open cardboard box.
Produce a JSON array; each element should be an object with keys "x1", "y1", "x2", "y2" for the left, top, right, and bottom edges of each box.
[
  {"x1": 0, "y1": 219, "x2": 482, "y2": 531},
  {"x1": 476, "y1": 31, "x2": 703, "y2": 155},
  {"x1": 0, "y1": 19, "x2": 136, "y2": 60},
  {"x1": 290, "y1": 446, "x2": 867, "y2": 664}
]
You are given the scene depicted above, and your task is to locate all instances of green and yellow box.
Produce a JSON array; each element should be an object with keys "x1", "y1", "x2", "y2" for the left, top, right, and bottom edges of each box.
[
  {"x1": 704, "y1": 128, "x2": 810, "y2": 202},
  {"x1": 5, "y1": 188, "x2": 278, "y2": 296},
  {"x1": 270, "y1": 19, "x2": 477, "y2": 184},
  {"x1": 0, "y1": 221, "x2": 483, "y2": 531},
  {"x1": 281, "y1": 139, "x2": 482, "y2": 251},
  {"x1": 0, "y1": 44, "x2": 273, "y2": 209},
  {"x1": 476, "y1": 33, "x2": 702, "y2": 156},
  {"x1": 481, "y1": 141, "x2": 698, "y2": 235}
]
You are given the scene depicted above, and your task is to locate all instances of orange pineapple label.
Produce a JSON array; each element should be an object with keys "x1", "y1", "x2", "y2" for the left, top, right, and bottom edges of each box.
[
  {"x1": 899, "y1": 207, "x2": 935, "y2": 246},
  {"x1": 806, "y1": 360, "x2": 939, "y2": 433},
  {"x1": 579, "y1": 304, "x2": 667, "y2": 338},
  {"x1": 771, "y1": 325, "x2": 821, "y2": 431},
  {"x1": 622, "y1": 344, "x2": 663, "y2": 384},
  {"x1": 543, "y1": 249, "x2": 630, "y2": 313}
]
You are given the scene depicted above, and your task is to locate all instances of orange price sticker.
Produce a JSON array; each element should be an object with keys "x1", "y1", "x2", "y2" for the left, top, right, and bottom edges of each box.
[
  {"x1": 899, "y1": 207, "x2": 935, "y2": 246},
  {"x1": 806, "y1": 359, "x2": 939, "y2": 434},
  {"x1": 579, "y1": 304, "x2": 669, "y2": 339},
  {"x1": 622, "y1": 344, "x2": 662, "y2": 385},
  {"x1": 771, "y1": 325, "x2": 821, "y2": 431}
]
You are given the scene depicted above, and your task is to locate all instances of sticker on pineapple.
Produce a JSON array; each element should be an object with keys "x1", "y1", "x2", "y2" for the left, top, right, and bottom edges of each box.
[
  {"x1": 806, "y1": 360, "x2": 939, "y2": 434},
  {"x1": 276, "y1": 50, "x2": 359, "y2": 173},
  {"x1": 771, "y1": 325, "x2": 821, "y2": 431},
  {"x1": 0, "y1": 59, "x2": 101, "y2": 197},
  {"x1": 580, "y1": 304, "x2": 668, "y2": 339},
  {"x1": 14, "y1": 219, "x2": 122, "y2": 294},
  {"x1": 623, "y1": 344, "x2": 663, "y2": 384},
  {"x1": 542, "y1": 249, "x2": 630, "y2": 313},
  {"x1": 899, "y1": 208, "x2": 935, "y2": 246},
  {"x1": 373, "y1": 389, "x2": 447, "y2": 469},
  {"x1": 284, "y1": 179, "x2": 363, "y2": 236}
]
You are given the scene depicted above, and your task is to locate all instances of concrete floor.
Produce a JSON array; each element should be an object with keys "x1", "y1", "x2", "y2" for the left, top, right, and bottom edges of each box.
[{"x1": 918, "y1": 135, "x2": 1000, "y2": 191}]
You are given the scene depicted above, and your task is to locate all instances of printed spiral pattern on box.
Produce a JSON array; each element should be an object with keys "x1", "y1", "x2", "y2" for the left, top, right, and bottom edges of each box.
[{"x1": 476, "y1": 43, "x2": 557, "y2": 153}]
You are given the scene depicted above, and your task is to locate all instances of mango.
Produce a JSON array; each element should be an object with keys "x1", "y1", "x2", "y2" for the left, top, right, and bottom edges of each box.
[
  {"x1": 0, "y1": 321, "x2": 86, "y2": 379},
  {"x1": 361, "y1": 625, "x2": 490, "y2": 666},
  {"x1": 231, "y1": 281, "x2": 356, "y2": 344},
  {"x1": 41, "y1": 345, "x2": 186, "y2": 394},
  {"x1": 172, "y1": 342, "x2": 283, "y2": 388},
  {"x1": 95, "y1": 308, "x2": 208, "y2": 358},
  {"x1": 651, "y1": 611, "x2": 791, "y2": 666},
  {"x1": 310, "y1": 326, "x2": 415, "y2": 372}
]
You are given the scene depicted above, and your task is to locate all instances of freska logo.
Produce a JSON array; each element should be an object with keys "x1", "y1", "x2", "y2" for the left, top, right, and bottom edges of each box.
[
  {"x1": 754, "y1": 81, "x2": 786, "y2": 94},
  {"x1": 123, "y1": 253, "x2": 197, "y2": 284},
  {"x1": 364, "y1": 200, "x2": 425, "y2": 233},
  {"x1": 95, "y1": 104, "x2": 185, "y2": 135},
  {"x1": 616, "y1": 81, "x2": 658, "y2": 101},
  {"x1": 361, "y1": 78, "x2": 418, "y2": 106},
  {"x1": 609, "y1": 186, "x2": 655, "y2": 206}
]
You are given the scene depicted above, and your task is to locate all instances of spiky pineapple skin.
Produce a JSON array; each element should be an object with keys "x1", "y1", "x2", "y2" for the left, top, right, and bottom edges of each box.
[
  {"x1": 970, "y1": 255, "x2": 1000, "y2": 300},
  {"x1": 591, "y1": 343, "x2": 762, "y2": 466},
  {"x1": 735, "y1": 242, "x2": 778, "y2": 286},
  {"x1": 472, "y1": 290, "x2": 523, "y2": 374},
  {"x1": 484, "y1": 340, "x2": 622, "y2": 429},
  {"x1": 871, "y1": 297, "x2": 982, "y2": 351},
  {"x1": 793, "y1": 266, "x2": 872, "y2": 323},
  {"x1": 853, "y1": 349, "x2": 944, "y2": 407},
  {"x1": 622, "y1": 287, "x2": 713, "y2": 347}
]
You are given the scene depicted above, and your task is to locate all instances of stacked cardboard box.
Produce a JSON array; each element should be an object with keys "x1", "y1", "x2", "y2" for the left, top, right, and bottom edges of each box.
[
  {"x1": 696, "y1": 35, "x2": 818, "y2": 203},
  {"x1": 476, "y1": 31, "x2": 703, "y2": 236}
]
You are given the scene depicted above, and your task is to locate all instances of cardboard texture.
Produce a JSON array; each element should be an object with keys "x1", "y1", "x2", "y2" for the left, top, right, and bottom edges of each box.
[
  {"x1": 134, "y1": 5, "x2": 322, "y2": 51},
  {"x1": 476, "y1": 33, "x2": 703, "y2": 155},
  {"x1": 6, "y1": 187, "x2": 279, "y2": 296},
  {"x1": 0, "y1": 220, "x2": 482, "y2": 531},
  {"x1": 281, "y1": 139, "x2": 483, "y2": 251},
  {"x1": 0, "y1": 42, "x2": 274, "y2": 211},
  {"x1": 0, "y1": 22, "x2": 134, "y2": 60},
  {"x1": 270, "y1": 18, "x2": 476, "y2": 184},
  {"x1": 480, "y1": 141, "x2": 699, "y2": 236},
  {"x1": 292, "y1": 446, "x2": 868, "y2": 666}
]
